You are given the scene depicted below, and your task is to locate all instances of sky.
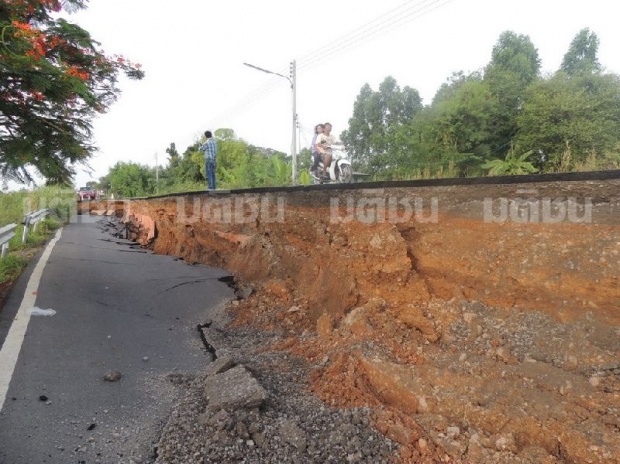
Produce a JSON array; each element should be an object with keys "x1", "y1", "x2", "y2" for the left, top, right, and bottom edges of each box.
[{"x1": 61, "y1": 0, "x2": 620, "y2": 188}]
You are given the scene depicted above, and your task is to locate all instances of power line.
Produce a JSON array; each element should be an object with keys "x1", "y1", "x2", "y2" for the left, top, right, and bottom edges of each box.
[
  {"x1": 211, "y1": 0, "x2": 455, "y2": 133},
  {"x1": 299, "y1": 0, "x2": 453, "y2": 71}
]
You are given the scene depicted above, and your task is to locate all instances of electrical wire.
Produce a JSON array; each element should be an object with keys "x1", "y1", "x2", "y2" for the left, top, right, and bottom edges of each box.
[
  {"x1": 299, "y1": 0, "x2": 453, "y2": 71},
  {"x1": 211, "y1": 0, "x2": 455, "y2": 128}
]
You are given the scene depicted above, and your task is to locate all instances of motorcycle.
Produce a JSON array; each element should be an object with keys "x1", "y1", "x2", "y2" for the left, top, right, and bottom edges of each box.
[{"x1": 310, "y1": 144, "x2": 353, "y2": 184}]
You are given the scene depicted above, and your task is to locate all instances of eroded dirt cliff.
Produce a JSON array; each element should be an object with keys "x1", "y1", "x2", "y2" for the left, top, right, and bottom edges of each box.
[{"x1": 87, "y1": 178, "x2": 620, "y2": 463}]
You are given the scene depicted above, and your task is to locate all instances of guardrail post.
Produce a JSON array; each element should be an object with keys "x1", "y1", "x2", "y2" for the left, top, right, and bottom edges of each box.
[
  {"x1": 22, "y1": 217, "x2": 30, "y2": 243},
  {"x1": 0, "y1": 223, "x2": 17, "y2": 258},
  {"x1": 21, "y1": 209, "x2": 49, "y2": 243}
]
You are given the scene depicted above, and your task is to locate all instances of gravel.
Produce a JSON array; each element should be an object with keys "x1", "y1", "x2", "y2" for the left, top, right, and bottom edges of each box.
[{"x1": 152, "y1": 322, "x2": 399, "y2": 463}]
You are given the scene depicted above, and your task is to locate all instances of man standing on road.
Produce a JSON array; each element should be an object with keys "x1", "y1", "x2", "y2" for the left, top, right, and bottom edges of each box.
[{"x1": 200, "y1": 131, "x2": 217, "y2": 190}]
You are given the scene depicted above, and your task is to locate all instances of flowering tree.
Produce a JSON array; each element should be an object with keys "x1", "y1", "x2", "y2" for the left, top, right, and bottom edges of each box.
[{"x1": 0, "y1": 0, "x2": 144, "y2": 183}]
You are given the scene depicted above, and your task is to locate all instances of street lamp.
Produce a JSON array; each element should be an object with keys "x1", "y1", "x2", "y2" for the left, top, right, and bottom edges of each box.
[{"x1": 243, "y1": 61, "x2": 297, "y2": 184}]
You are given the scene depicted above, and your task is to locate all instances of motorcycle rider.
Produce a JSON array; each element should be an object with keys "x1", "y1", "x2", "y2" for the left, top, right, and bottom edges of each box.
[
  {"x1": 315, "y1": 122, "x2": 335, "y2": 180},
  {"x1": 310, "y1": 123, "x2": 324, "y2": 174}
]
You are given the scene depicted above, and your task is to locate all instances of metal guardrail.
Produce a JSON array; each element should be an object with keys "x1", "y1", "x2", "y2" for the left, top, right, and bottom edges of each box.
[
  {"x1": 21, "y1": 209, "x2": 49, "y2": 243},
  {"x1": 0, "y1": 209, "x2": 50, "y2": 259},
  {"x1": 0, "y1": 223, "x2": 18, "y2": 258}
]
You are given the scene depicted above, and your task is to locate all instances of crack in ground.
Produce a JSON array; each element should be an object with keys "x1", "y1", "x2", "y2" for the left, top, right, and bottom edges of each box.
[{"x1": 197, "y1": 320, "x2": 216, "y2": 361}]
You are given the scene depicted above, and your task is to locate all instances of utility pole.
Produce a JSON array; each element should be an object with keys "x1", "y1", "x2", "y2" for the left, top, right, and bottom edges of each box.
[
  {"x1": 290, "y1": 60, "x2": 297, "y2": 184},
  {"x1": 243, "y1": 60, "x2": 298, "y2": 185}
]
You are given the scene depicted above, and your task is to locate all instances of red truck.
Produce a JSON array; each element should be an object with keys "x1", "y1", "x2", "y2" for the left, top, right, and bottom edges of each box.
[{"x1": 77, "y1": 186, "x2": 96, "y2": 201}]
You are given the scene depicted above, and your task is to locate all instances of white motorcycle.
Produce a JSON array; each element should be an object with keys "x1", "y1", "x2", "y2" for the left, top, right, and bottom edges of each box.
[{"x1": 310, "y1": 144, "x2": 353, "y2": 184}]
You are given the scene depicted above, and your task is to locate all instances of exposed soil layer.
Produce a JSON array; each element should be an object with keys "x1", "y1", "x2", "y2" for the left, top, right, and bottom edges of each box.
[{"x1": 85, "y1": 179, "x2": 620, "y2": 463}]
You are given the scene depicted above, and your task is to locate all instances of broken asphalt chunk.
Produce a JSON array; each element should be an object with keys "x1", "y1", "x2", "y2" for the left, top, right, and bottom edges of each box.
[{"x1": 204, "y1": 365, "x2": 267, "y2": 411}]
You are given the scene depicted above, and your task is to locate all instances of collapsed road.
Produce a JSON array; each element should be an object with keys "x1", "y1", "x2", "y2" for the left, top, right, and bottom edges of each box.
[
  {"x1": 80, "y1": 171, "x2": 619, "y2": 463},
  {"x1": 0, "y1": 215, "x2": 234, "y2": 463},
  {"x1": 1, "y1": 170, "x2": 619, "y2": 463}
]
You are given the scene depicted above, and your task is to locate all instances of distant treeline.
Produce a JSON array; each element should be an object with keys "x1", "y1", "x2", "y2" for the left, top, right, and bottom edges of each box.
[
  {"x1": 342, "y1": 29, "x2": 620, "y2": 179},
  {"x1": 97, "y1": 28, "x2": 620, "y2": 195}
]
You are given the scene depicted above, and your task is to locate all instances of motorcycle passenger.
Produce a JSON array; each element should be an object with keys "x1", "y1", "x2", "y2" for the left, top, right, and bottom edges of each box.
[
  {"x1": 315, "y1": 122, "x2": 335, "y2": 180},
  {"x1": 310, "y1": 123, "x2": 324, "y2": 174}
]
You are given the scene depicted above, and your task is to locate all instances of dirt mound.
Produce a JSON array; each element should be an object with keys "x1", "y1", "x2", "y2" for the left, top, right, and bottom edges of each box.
[{"x1": 91, "y1": 179, "x2": 620, "y2": 463}]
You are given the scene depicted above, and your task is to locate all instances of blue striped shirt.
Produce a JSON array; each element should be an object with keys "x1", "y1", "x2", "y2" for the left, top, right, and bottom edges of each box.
[{"x1": 200, "y1": 139, "x2": 217, "y2": 162}]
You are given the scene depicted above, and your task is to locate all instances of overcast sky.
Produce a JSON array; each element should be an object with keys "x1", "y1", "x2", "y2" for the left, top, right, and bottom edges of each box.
[{"x1": 65, "y1": 0, "x2": 620, "y2": 187}]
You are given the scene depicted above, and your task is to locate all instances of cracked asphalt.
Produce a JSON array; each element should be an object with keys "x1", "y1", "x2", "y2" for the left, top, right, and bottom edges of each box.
[{"x1": 0, "y1": 215, "x2": 232, "y2": 463}]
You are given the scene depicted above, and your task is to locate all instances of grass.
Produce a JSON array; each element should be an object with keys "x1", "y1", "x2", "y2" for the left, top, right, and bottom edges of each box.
[{"x1": 0, "y1": 187, "x2": 72, "y2": 291}]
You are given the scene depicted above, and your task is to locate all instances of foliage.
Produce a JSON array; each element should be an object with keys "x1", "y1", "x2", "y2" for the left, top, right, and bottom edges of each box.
[
  {"x1": 0, "y1": 186, "x2": 69, "y2": 287},
  {"x1": 516, "y1": 72, "x2": 620, "y2": 171},
  {"x1": 561, "y1": 28, "x2": 601, "y2": 76},
  {"x1": 482, "y1": 147, "x2": 539, "y2": 175},
  {"x1": 340, "y1": 28, "x2": 618, "y2": 181},
  {"x1": 0, "y1": 0, "x2": 144, "y2": 184},
  {"x1": 0, "y1": 185, "x2": 75, "y2": 226},
  {"x1": 482, "y1": 31, "x2": 541, "y2": 153},
  {"x1": 0, "y1": 253, "x2": 27, "y2": 284},
  {"x1": 341, "y1": 76, "x2": 423, "y2": 175},
  {"x1": 106, "y1": 161, "x2": 154, "y2": 198}
]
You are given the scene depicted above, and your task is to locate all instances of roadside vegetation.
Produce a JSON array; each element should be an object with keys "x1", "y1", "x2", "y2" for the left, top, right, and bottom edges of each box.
[{"x1": 0, "y1": 187, "x2": 73, "y2": 290}]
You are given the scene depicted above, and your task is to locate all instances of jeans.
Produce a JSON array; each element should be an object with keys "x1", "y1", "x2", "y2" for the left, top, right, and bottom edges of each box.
[{"x1": 206, "y1": 161, "x2": 216, "y2": 190}]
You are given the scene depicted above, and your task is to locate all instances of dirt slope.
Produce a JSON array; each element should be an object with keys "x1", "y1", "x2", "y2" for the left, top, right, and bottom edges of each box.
[{"x1": 87, "y1": 179, "x2": 620, "y2": 463}]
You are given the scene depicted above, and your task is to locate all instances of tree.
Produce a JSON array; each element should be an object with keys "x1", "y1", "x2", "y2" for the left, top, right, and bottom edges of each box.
[
  {"x1": 483, "y1": 31, "x2": 541, "y2": 154},
  {"x1": 561, "y1": 28, "x2": 601, "y2": 76},
  {"x1": 165, "y1": 143, "x2": 180, "y2": 169},
  {"x1": 0, "y1": 0, "x2": 144, "y2": 184},
  {"x1": 516, "y1": 72, "x2": 620, "y2": 170},
  {"x1": 341, "y1": 76, "x2": 422, "y2": 176},
  {"x1": 107, "y1": 161, "x2": 153, "y2": 198}
]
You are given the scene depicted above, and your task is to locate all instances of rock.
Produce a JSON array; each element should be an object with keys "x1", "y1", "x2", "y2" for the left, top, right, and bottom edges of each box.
[
  {"x1": 239, "y1": 286, "x2": 254, "y2": 300},
  {"x1": 39, "y1": 395, "x2": 48, "y2": 402},
  {"x1": 494, "y1": 434, "x2": 517, "y2": 452},
  {"x1": 103, "y1": 371, "x2": 122, "y2": 382},
  {"x1": 495, "y1": 347, "x2": 512, "y2": 363},
  {"x1": 204, "y1": 355, "x2": 236, "y2": 377},
  {"x1": 418, "y1": 438, "x2": 428, "y2": 454},
  {"x1": 204, "y1": 365, "x2": 267, "y2": 411},
  {"x1": 251, "y1": 432, "x2": 266, "y2": 448},
  {"x1": 394, "y1": 304, "x2": 439, "y2": 342},
  {"x1": 447, "y1": 426, "x2": 460, "y2": 439},
  {"x1": 279, "y1": 420, "x2": 307, "y2": 452},
  {"x1": 201, "y1": 327, "x2": 228, "y2": 353},
  {"x1": 317, "y1": 313, "x2": 333, "y2": 339}
]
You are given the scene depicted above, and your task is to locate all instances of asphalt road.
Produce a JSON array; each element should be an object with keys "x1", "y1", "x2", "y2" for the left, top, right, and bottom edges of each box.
[{"x1": 0, "y1": 215, "x2": 233, "y2": 463}]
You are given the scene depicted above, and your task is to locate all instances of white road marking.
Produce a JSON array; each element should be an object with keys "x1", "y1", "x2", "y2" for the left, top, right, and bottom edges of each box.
[{"x1": 0, "y1": 228, "x2": 63, "y2": 412}]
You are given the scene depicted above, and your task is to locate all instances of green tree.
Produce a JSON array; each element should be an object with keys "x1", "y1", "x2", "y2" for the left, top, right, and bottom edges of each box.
[
  {"x1": 107, "y1": 162, "x2": 154, "y2": 198},
  {"x1": 483, "y1": 31, "x2": 541, "y2": 154},
  {"x1": 166, "y1": 143, "x2": 180, "y2": 169},
  {"x1": 561, "y1": 28, "x2": 601, "y2": 76},
  {"x1": 516, "y1": 72, "x2": 620, "y2": 171},
  {"x1": 342, "y1": 76, "x2": 423, "y2": 176},
  {"x1": 0, "y1": 0, "x2": 144, "y2": 184}
]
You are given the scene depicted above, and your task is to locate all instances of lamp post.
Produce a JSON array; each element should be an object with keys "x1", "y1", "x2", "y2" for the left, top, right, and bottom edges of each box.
[{"x1": 243, "y1": 61, "x2": 297, "y2": 184}]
